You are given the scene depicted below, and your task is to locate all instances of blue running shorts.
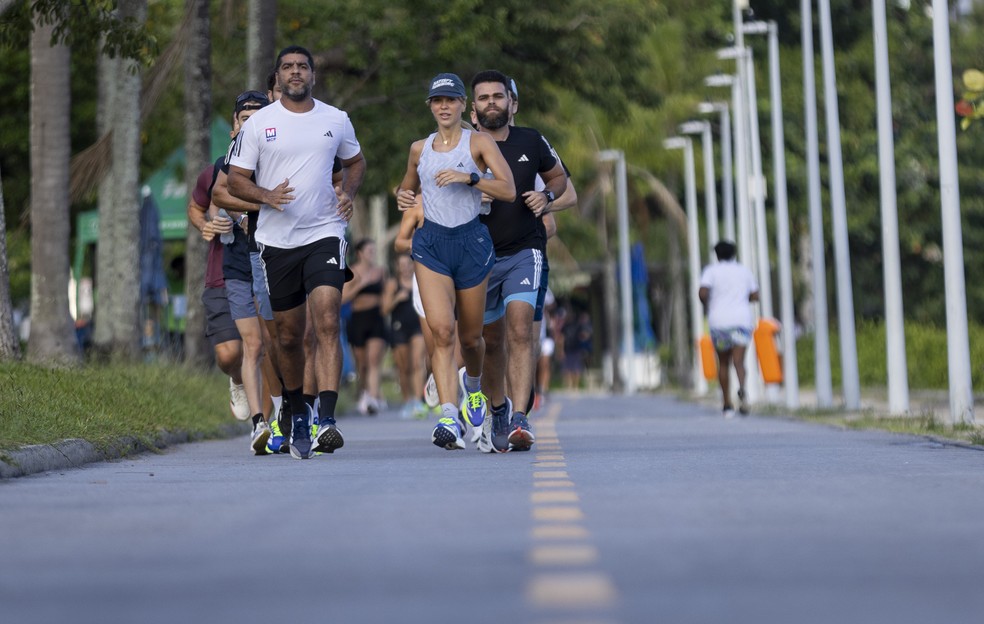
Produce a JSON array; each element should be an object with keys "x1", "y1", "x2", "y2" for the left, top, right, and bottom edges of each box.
[
  {"x1": 484, "y1": 248, "x2": 543, "y2": 325},
  {"x1": 411, "y1": 218, "x2": 494, "y2": 291},
  {"x1": 250, "y1": 251, "x2": 274, "y2": 322},
  {"x1": 710, "y1": 327, "x2": 753, "y2": 351}
]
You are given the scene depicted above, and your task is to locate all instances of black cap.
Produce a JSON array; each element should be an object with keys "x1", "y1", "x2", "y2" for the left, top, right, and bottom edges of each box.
[
  {"x1": 427, "y1": 73, "x2": 466, "y2": 99},
  {"x1": 234, "y1": 90, "x2": 270, "y2": 115}
]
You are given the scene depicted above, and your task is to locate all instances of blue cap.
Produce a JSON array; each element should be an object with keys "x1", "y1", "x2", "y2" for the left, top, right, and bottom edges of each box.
[{"x1": 427, "y1": 73, "x2": 466, "y2": 99}]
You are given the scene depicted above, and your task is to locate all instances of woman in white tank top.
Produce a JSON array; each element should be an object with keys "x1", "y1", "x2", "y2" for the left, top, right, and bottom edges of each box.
[{"x1": 395, "y1": 72, "x2": 514, "y2": 450}]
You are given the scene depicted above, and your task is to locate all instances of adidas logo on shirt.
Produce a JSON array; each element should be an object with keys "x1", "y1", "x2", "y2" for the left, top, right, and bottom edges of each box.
[
  {"x1": 324, "y1": 130, "x2": 333, "y2": 137},
  {"x1": 518, "y1": 154, "x2": 530, "y2": 162},
  {"x1": 520, "y1": 278, "x2": 531, "y2": 286},
  {"x1": 456, "y1": 162, "x2": 465, "y2": 168},
  {"x1": 326, "y1": 257, "x2": 338, "y2": 265}
]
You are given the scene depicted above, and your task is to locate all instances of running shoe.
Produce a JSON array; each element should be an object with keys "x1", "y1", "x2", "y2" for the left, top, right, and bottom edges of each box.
[
  {"x1": 267, "y1": 418, "x2": 285, "y2": 454},
  {"x1": 229, "y1": 378, "x2": 250, "y2": 421},
  {"x1": 423, "y1": 374, "x2": 439, "y2": 408},
  {"x1": 432, "y1": 416, "x2": 465, "y2": 450},
  {"x1": 457, "y1": 366, "x2": 467, "y2": 405},
  {"x1": 723, "y1": 407, "x2": 736, "y2": 419},
  {"x1": 276, "y1": 399, "x2": 292, "y2": 453},
  {"x1": 289, "y1": 405, "x2": 314, "y2": 460},
  {"x1": 312, "y1": 416, "x2": 344, "y2": 454},
  {"x1": 460, "y1": 389, "x2": 488, "y2": 428},
  {"x1": 738, "y1": 389, "x2": 750, "y2": 415},
  {"x1": 508, "y1": 412, "x2": 535, "y2": 451},
  {"x1": 478, "y1": 397, "x2": 511, "y2": 454},
  {"x1": 251, "y1": 419, "x2": 272, "y2": 455}
]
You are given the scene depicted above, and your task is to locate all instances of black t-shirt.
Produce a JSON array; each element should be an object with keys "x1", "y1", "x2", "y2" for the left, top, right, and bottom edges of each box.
[{"x1": 480, "y1": 126, "x2": 557, "y2": 256}]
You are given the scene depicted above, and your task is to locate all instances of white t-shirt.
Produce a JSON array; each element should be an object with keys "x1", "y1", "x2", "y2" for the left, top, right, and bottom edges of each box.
[
  {"x1": 229, "y1": 99, "x2": 361, "y2": 249},
  {"x1": 699, "y1": 260, "x2": 759, "y2": 330}
]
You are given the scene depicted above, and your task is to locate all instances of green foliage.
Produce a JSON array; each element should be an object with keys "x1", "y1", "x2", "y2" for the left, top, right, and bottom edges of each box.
[{"x1": 796, "y1": 320, "x2": 984, "y2": 392}]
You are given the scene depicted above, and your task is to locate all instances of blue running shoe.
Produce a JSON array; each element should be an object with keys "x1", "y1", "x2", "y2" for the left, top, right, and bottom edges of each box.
[
  {"x1": 508, "y1": 411, "x2": 535, "y2": 451},
  {"x1": 432, "y1": 417, "x2": 465, "y2": 450},
  {"x1": 478, "y1": 397, "x2": 511, "y2": 453},
  {"x1": 460, "y1": 389, "x2": 488, "y2": 428},
  {"x1": 267, "y1": 418, "x2": 285, "y2": 454},
  {"x1": 276, "y1": 399, "x2": 291, "y2": 454},
  {"x1": 289, "y1": 405, "x2": 314, "y2": 460},
  {"x1": 313, "y1": 416, "x2": 344, "y2": 454}
]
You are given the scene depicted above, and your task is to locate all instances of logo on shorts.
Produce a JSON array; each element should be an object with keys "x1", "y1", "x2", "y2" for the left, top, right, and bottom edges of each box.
[
  {"x1": 265, "y1": 127, "x2": 277, "y2": 142},
  {"x1": 518, "y1": 154, "x2": 530, "y2": 162},
  {"x1": 326, "y1": 257, "x2": 338, "y2": 265},
  {"x1": 521, "y1": 278, "x2": 531, "y2": 286}
]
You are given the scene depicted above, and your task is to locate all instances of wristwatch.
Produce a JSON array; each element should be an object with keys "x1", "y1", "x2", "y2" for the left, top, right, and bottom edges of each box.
[
  {"x1": 542, "y1": 189, "x2": 556, "y2": 203},
  {"x1": 468, "y1": 172, "x2": 481, "y2": 186}
]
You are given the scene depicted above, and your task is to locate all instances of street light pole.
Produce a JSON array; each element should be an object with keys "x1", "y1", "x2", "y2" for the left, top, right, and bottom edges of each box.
[
  {"x1": 598, "y1": 149, "x2": 636, "y2": 395},
  {"x1": 744, "y1": 19, "x2": 799, "y2": 408},
  {"x1": 680, "y1": 120, "x2": 718, "y2": 262},
  {"x1": 801, "y1": 0, "x2": 833, "y2": 408},
  {"x1": 930, "y1": 0, "x2": 974, "y2": 426},
  {"x1": 664, "y1": 137, "x2": 707, "y2": 396},
  {"x1": 872, "y1": 0, "x2": 909, "y2": 415}
]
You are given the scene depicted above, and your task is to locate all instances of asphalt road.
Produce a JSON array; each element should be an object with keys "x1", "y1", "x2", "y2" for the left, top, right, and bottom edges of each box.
[{"x1": 2, "y1": 393, "x2": 982, "y2": 624}]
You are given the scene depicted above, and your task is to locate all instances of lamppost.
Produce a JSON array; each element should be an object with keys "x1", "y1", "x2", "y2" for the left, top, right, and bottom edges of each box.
[
  {"x1": 598, "y1": 149, "x2": 636, "y2": 395},
  {"x1": 679, "y1": 120, "x2": 718, "y2": 263},
  {"x1": 663, "y1": 136, "x2": 707, "y2": 396},
  {"x1": 697, "y1": 101, "x2": 734, "y2": 243},
  {"x1": 743, "y1": 18, "x2": 799, "y2": 409},
  {"x1": 801, "y1": 0, "x2": 833, "y2": 408}
]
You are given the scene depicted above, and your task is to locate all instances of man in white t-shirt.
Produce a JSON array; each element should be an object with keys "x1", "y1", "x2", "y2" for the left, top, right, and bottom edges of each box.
[
  {"x1": 699, "y1": 240, "x2": 760, "y2": 417},
  {"x1": 228, "y1": 45, "x2": 366, "y2": 459}
]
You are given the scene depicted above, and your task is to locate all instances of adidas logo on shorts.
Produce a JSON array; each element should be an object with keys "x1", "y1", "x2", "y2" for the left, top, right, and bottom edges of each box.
[
  {"x1": 326, "y1": 257, "x2": 338, "y2": 265},
  {"x1": 521, "y1": 278, "x2": 531, "y2": 286}
]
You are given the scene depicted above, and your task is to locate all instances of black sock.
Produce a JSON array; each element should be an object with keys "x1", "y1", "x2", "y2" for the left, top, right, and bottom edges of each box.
[
  {"x1": 319, "y1": 390, "x2": 339, "y2": 424},
  {"x1": 491, "y1": 402, "x2": 505, "y2": 413},
  {"x1": 251, "y1": 413, "x2": 264, "y2": 427},
  {"x1": 303, "y1": 393, "x2": 316, "y2": 408},
  {"x1": 526, "y1": 387, "x2": 535, "y2": 413},
  {"x1": 285, "y1": 387, "x2": 306, "y2": 417}
]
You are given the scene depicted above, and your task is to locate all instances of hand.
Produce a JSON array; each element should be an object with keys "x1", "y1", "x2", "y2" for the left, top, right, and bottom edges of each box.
[
  {"x1": 211, "y1": 214, "x2": 233, "y2": 235},
  {"x1": 335, "y1": 185, "x2": 353, "y2": 221},
  {"x1": 201, "y1": 221, "x2": 215, "y2": 242},
  {"x1": 434, "y1": 168, "x2": 466, "y2": 188},
  {"x1": 523, "y1": 190, "x2": 550, "y2": 217},
  {"x1": 396, "y1": 188, "x2": 416, "y2": 212},
  {"x1": 264, "y1": 178, "x2": 295, "y2": 211}
]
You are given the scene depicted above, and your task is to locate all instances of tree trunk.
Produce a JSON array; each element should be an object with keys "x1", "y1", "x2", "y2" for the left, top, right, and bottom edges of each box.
[
  {"x1": 182, "y1": 0, "x2": 212, "y2": 366},
  {"x1": 247, "y1": 0, "x2": 277, "y2": 91},
  {"x1": 0, "y1": 163, "x2": 21, "y2": 360},
  {"x1": 667, "y1": 220, "x2": 689, "y2": 387},
  {"x1": 93, "y1": 0, "x2": 146, "y2": 359},
  {"x1": 28, "y1": 19, "x2": 80, "y2": 366}
]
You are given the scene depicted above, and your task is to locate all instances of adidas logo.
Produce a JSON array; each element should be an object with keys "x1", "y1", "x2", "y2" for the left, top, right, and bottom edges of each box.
[
  {"x1": 326, "y1": 257, "x2": 338, "y2": 265},
  {"x1": 520, "y1": 278, "x2": 531, "y2": 286},
  {"x1": 518, "y1": 154, "x2": 530, "y2": 162},
  {"x1": 324, "y1": 130, "x2": 333, "y2": 137},
  {"x1": 456, "y1": 162, "x2": 465, "y2": 168}
]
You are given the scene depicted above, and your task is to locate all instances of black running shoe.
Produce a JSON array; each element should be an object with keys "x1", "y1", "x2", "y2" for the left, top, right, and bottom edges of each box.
[
  {"x1": 277, "y1": 399, "x2": 292, "y2": 454},
  {"x1": 312, "y1": 418, "x2": 345, "y2": 454}
]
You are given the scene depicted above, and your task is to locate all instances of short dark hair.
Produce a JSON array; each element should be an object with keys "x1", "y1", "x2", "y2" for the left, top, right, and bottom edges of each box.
[
  {"x1": 714, "y1": 240, "x2": 737, "y2": 261},
  {"x1": 266, "y1": 71, "x2": 278, "y2": 92},
  {"x1": 275, "y1": 45, "x2": 315, "y2": 72},
  {"x1": 470, "y1": 69, "x2": 510, "y2": 95},
  {"x1": 353, "y1": 238, "x2": 375, "y2": 255}
]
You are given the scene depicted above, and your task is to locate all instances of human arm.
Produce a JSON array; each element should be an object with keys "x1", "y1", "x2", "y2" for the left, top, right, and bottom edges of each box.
[
  {"x1": 380, "y1": 277, "x2": 403, "y2": 316},
  {"x1": 543, "y1": 212, "x2": 557, "y2": 240},
  {"x1": 340, "y1": 270, "x2": 363, "y2": 305},
  {"x1": 396, "y1": 141, "x2": 424, "y2": 212},
  {"x1": 524, "y1": 161, "x2": 567, "y2": 217},
  {"x1": 467, "y1": 132, "x2": 515, "y2": 201},
  {"x1": 394, "y1": 202, "x2": 423, "y2": 253},
  {"x1": 212, "y1": 168, "x2": 261, "y2": 213},
  {"x1": 227, "y1": 165, "x2": 295, "y2": 211}
]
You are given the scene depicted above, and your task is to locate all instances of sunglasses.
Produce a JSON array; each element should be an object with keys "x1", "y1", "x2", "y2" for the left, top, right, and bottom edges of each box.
[{"x1": 236, "y1": 90, "x2": 269, "y2": 105}]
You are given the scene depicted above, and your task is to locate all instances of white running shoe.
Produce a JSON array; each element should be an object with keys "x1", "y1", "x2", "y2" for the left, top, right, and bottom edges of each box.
[
  {"x1": 423, "y1": 374, "x2": 439, "y2": 408},
  {"x1": 229, "y1": 378, "x2": 250, "y2": 421}
]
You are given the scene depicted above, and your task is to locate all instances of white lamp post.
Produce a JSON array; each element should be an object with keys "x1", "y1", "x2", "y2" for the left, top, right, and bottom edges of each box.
[
  {"x1": 697, "y1": 101, "x2": 734, "y2": 243},
  {"x1": 598, "y1": 149, "x2": 636, "y2": 395},
  {"x1": 680, "y1": 120, "x2": 718, "y2": 263},
  {"x1": 744, "y1": 18, "x2": 799, "y2": 409},
  {"x1": 663, "y1": 136, "x2": 707, "y2": 396}
]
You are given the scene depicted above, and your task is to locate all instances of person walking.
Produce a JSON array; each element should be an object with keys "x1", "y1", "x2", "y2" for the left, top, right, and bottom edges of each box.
[
  {"x1": 396, "y1": 72, "x2": 515, "y2": 450},
  {"x1": 699, "y1": 240, "x2": 760, "y2": 417},
  {"x1": 346, "y1": 238, "x2": 388, "y2": 415},
  {"x1": 228, "y1": 45, "x2": 366, "y2": 459}
]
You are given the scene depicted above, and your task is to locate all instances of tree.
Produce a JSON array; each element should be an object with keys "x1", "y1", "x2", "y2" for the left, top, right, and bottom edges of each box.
[
  {"x1": 182, "y1": 0, "x2": 212, "y2": 366},
  {"x1": 247, "y1": 0, "x2": 276, "y2": 90},
  {"x1": 28, "y1": 17, "x2": 79, "y2": 365},
  {"x1": 92, "y1": 0, "x2": 147, "y2": 359},
  {"x1": 0, "y1": 163, "x2": 19, "y2": 360}
]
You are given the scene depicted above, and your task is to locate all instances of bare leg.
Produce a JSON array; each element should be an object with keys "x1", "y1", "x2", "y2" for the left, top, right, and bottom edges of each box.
[
  {"x1": 415, "y1": 263, "x2": 459, "y2": 405},
  {"x1": 503, "y1": 300, "x2": 535, "y2": 414},
  {"x1": 717, "y1": 348, "x2": 733, "y2": 409},
  {"x1": 234, "y1": 316, "x2": 266, "y2": 418}
]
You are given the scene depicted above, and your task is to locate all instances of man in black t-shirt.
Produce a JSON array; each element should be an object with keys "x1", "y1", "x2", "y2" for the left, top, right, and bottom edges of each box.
[{"x1": 470, "y1": 69, "x2": 568, "y2": 453}]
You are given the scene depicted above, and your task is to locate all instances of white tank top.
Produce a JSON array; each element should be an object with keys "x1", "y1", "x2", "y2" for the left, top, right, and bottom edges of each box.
[{"x1": 417, "y1": 129, "x2": 483, "y2": 228}]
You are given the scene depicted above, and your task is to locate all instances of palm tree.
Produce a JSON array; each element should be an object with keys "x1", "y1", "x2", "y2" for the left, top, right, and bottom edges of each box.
[
  {"x1": 0, "y1": 163, "x2": 20, "y2": 360},
  {"x1": 28, "y1": 18, "x2": 80, "y2": 365},
  {"x1": 247, "y1": 0, "x2": 277, "y2": 90}
]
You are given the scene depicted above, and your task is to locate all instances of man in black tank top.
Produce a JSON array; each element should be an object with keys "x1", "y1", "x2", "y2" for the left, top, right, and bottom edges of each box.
[{"x1": 470, "y1": 70, "x2": 568, "y2": 453}]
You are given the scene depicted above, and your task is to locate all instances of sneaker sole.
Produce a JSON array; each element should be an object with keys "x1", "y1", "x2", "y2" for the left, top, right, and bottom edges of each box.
[
  {"x1": 508, "y1": 428, "x2": 535, "y2": 451},
  {"x1": 289, "y1": 441, "x2": 313, "y2": 459},
  {"x1": 312, "y1": 427, "x2": 344, "y2": 454},
  {"x1": 251, "y1": 428, "x2": 272, "y2": 455},
  {"x1": 432, "y1": 426, "x2": 465, "y2": 450}
]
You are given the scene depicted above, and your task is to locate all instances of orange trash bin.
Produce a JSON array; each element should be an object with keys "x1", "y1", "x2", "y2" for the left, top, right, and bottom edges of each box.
[
  {"x1": 699, "y1": 334, "x2": 717, "y2": 380},
  {"x1": 753, "y1": 318, "x2": 783, "y2": 384}
]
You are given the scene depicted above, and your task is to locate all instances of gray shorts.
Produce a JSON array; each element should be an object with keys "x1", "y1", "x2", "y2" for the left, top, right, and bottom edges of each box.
[
  {"x1": 710, "y1": 327, "x2": 752, "y2": 351},
  {"x1": 224, "y1": 278, "x2": 258, "y2": 322},
  {"x1": 250, "y1": 252, "x2": 273, "y2": 321},
  {"x1": 202, "y1": 286, "x2": 240, "y2": 347}
]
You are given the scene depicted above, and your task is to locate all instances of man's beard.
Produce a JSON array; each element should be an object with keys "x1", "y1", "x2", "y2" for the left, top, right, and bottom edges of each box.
[
  {"x1": 283, "y1": 82, "x2": 311, "y2": 101},
  {"x1": 476, "y1": 107, "x2": 509, "y2": 130}
]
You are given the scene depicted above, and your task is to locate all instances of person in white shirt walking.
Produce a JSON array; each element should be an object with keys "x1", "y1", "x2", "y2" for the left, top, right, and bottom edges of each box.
[
  {"x1": 699, "y1": 240, "x2": 760, "y2": 417},
  {"x1": 227, "y1": 45, "x2": 366, "y2": 459}
]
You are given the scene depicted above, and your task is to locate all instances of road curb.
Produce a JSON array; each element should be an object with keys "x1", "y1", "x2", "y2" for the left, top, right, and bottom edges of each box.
[{"x1": 0, "y1": 423, "x2": 247, "y2": 479}]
